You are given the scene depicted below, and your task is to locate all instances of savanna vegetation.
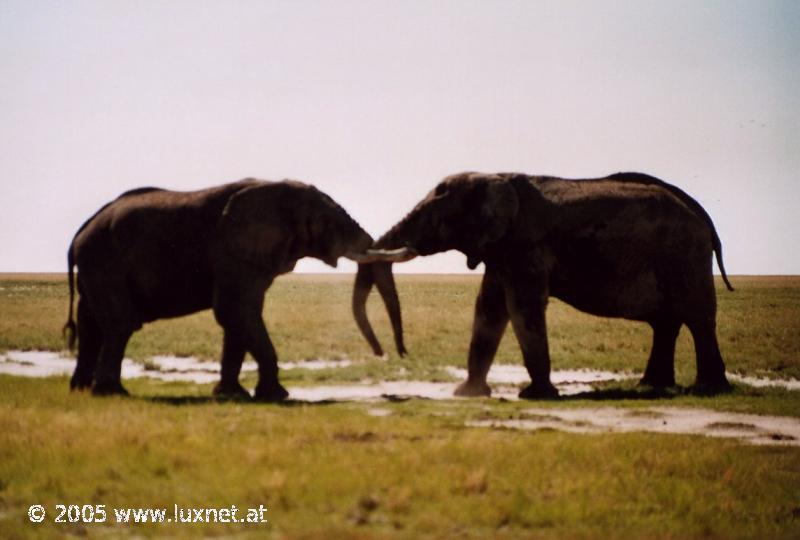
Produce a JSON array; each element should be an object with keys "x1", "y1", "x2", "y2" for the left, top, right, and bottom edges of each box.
[{"x1": 0, "y1": 273, "x2": 798, "y2": 538}]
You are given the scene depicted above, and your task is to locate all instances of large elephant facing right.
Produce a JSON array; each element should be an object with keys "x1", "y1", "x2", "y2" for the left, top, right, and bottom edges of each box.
[{"x1": 355, "y1": 172, "x2": 734, "y2": 398}]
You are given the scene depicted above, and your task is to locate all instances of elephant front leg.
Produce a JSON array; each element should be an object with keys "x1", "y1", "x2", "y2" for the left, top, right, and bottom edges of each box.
[
  {"x1": 213, "y1": 282, "x2": 288, "y2": 402},
  {"x1": 455, "y1": 271, "x2": 508, "y2": 397},
  {"x1": 249, "y1": 322, "x2": 289, "y2": 402},
  {"x1": 213, "y1": 332, "x2": 251, "y2": 399},
  {"x1": 503, "y1": 272, "x2": 558, "y2": 400}
]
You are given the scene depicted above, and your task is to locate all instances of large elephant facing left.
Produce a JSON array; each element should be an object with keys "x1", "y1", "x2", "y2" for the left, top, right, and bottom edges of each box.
[{"x1": 64, "y1": 178, "x2": 404, "y2": 401}]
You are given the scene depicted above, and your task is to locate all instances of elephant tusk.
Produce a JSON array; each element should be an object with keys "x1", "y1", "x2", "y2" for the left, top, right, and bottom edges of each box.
[
  {"x1": 345, "y1": 252, "x2": 379, "y2": 263},
  {"x1": 345, "y1": 247, "x2": 418, "y2": 264},
  {"x1": 367, "y1": 247, "x2": 418, "y2": 263}
]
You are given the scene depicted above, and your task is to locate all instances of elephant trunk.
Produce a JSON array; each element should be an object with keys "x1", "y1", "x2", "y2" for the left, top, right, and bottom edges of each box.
[
  {"x1": 353, "y1": 261, "x2": 406, "y2": 356},
  {"x1": 351, "y1": 212, "x2": 426, "y2": 357},
  {"x1": 374, "y1": 207, "x2": 422, "y2": 251},
  {"x1": 353, "y1": 263, "x2": 383, "y2": 355}
]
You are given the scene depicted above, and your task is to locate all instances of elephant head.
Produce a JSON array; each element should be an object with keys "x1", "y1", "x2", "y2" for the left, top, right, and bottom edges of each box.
[
  {"x1": 351, "y1": 172, "x2": 524, "y2": 356},
  {"x1": 216, "y1": 180, "x2": 409, "y2": 357},
  {"x1": 217, "y1": 180, "x2": 377, "y2": 268}
]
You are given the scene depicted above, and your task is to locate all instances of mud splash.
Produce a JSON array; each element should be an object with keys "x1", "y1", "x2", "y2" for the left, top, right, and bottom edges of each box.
[{"x1": 469, "y1": 407, "x2": 800, "y2": 446}]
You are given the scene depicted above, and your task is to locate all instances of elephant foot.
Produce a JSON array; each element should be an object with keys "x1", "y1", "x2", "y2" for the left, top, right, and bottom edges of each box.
[
  {"x1": 454, "y1": 379, "x2": 492, "y2": 398},
  {"x1": 519, "y1": 382, "x2": 559, "y2": 400},
  {"x1": 254, "y1": 381, "x2": 289, "y2": 403},
  {"x1": 92, "y1": 380, "x2": 129, "y2": 397},
  {"x1": 70, "y1": 376, "x2": 93, "y2": 392},
  {"x1": 689, "y1": 376, "x2": 732, "y2": 396},
  {"x1": 213, "y1": 381, "x2": 252, "y2": 400}
]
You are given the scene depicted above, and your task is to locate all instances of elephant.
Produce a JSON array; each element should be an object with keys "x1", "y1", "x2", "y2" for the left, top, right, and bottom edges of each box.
[
  {"x1": 63, "y1": 178, "x2": 406, "y2": 401},
  {"x1": 354, "y1": 171, "x2": 734, "y2": 399}
]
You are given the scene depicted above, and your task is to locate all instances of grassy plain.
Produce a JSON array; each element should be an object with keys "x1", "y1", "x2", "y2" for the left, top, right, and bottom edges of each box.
[
  {"x1": 0, "y1": 273, "x2": 799, "y2": 538},
  {"x1": 1, "y1": 273, "x2": 798, "y2": 381}
]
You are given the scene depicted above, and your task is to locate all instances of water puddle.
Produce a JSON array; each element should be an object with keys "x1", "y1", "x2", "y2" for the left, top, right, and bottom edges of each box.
[
  {"x1": 289, "y1": 381, "x2": 483, "y2": 402},
  {"x1": 446, "y1": 365, "x2": 633, "y2": 394},
  {"x1": 728, "y1": 374, "x2": 800, "y2": 391},
  {"x1": 3, "y1": 351, "x2": 799, "y2": 405},
  {"x1": 0, "y1": 351, "x2": 631, "y2": 400},
  {"x1": 468, "y1": 407, "x2": 800, "y2": 446},
  {"x1": 0, "y1": 350, "x2": 75, "y2": 377},
  {"x1": 287, "y1": 372, "x2": 629, "y2": 402},
  {"x1": 0, "y1": 350, "x2": 351, "y2": 384},
  {"x1": 4, "y1": 350, "x2": 799, "y2": 445}
]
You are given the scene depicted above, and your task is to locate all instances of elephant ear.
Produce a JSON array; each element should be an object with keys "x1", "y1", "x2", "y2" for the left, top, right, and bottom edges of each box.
[
  {"x1": 476, "y1": 177, "x2": 519, "y2": 249},
  {"x1": 302, "y1": 214, "x2": 340, "y2": 267},
  {"x1": 216, "y1": 184, "x2": 291, "y2": 269}
]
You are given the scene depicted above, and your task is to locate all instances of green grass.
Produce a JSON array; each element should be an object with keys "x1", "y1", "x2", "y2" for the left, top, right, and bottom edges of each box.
[
  {"x1": 1, "y1": 376, "x2": 799, "y2": 539},
  {"x1": 0, "y1": 273, "x2": 799, "y2": 538},
  {"x1": 2, "y1": 274, "x2": 799, "y2": 381}
]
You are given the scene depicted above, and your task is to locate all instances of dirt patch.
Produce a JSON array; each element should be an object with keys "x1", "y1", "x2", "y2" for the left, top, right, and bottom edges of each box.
[
  {"x1": 334, "y1": 431, "x2": 379, "y2": 443},
  {"x1": 625, "y1": 409, "x2": 667, "y2": 419},
  {"x1": 706, "y1": 421, "x2": 759, "y2": 431},
  {"x1": 468, "y1": 407, "x2": 800, "y2": 446}
]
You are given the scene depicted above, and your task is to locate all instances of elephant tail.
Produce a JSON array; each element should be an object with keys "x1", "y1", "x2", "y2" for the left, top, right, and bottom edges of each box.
[
  {"x1": 63, "y1": 243, "x2": 77, "y2": 350},
  {"x1": 669, "y1": 186, "x2": 735, "y2": 292},
  {"x1": 711, "y1": 228, "x2": 735, "y2": 292}
]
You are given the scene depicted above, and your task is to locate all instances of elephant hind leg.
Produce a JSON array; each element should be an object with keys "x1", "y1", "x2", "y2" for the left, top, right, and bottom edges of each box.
[
  {"x1": 639, "y1": 317, "x2": 681, "y2": 388},
  {"x1": 677, "y1": 267, "x2": 730, "y2": 393},
  {"x1": 70, "y1": 299, "x2": 102, "y2": 391},
  {"x1": 74, "y1": 270, "x2": 139, "y2": 396},
  {"x1": 686, "y1": 317, "x2": 730, "y2": 394},
  {"x1": 92, "y1": 328, "x2": 134, "y2": 396}
]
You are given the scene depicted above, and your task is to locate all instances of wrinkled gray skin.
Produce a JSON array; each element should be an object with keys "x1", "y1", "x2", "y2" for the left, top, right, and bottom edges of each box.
[
  {"x1": 354, "y1": 172, "x2": 734, "y2": 399},
  {"x1": 64, "y1": 179, "x2": 402, "y2": 401}
]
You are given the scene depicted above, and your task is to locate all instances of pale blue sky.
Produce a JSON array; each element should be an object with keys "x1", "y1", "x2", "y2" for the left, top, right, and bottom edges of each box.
[{"x1": 1, "y1": 1, "x2": 798, "y2": 273}]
